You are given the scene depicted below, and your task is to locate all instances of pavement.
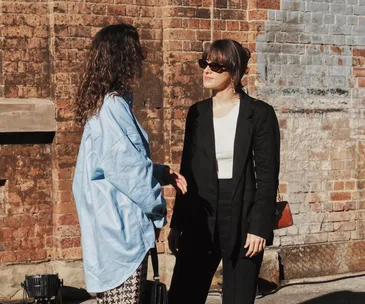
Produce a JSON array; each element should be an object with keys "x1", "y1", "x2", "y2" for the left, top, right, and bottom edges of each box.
[
  {"x1": 206, "y1": 272, "x2": 365, "y2": 304},
  {"x1": 19, "y1": 272, "x2": 365, "y2": 304}
]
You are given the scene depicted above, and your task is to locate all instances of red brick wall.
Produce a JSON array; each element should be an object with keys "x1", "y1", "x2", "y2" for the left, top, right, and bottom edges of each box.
[
  {"x1": 50, "y1": 1, "x2": 168, "y2": 259},
  {"x1": 0, "y1": 141, "x2": 53, "y2": 263},
  {"x1": 351, "y1": 48, "x2": 365, "y2": 240},
  {"x1": 0, "y1": 0, "x2": 296, "y2": 262},
  {"x1": 1, "y1": 0, "x2": 364, "y2": 278},
  {"x1": 1, "y1": 1, "x2": 50, "y2": 98},
  {"x1": 0, "y1": 0, "x2": 53, "y2": 265}
]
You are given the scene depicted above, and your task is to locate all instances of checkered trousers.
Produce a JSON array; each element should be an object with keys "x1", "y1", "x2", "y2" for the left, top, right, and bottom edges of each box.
[{"x1": 96, "y1": 255, "x2": 148, "y2": 304}]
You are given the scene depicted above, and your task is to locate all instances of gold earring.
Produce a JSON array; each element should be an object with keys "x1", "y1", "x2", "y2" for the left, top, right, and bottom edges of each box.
[{"x1": 231, "y1": 78, "x2": 235, "y2": 94}]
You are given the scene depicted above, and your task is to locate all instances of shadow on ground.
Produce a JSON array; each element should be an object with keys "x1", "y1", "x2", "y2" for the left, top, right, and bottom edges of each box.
[
  {"x1": 298, "y1": 291, "x2": 365, "y2": 304},
  {"x1": 59, "y1": 286, "x2": 92, "y2": 304},
  {"x1": 0, "y1": 287, "x2": 92, "y2": 304}
]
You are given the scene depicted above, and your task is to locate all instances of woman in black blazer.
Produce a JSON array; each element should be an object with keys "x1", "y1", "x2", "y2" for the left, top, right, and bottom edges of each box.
[{"x1": 168, "y1": 39, "x2": 280, "y2": 304}]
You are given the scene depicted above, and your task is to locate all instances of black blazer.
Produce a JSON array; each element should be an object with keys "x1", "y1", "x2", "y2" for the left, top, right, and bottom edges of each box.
[{"x1": 171, "y1": 90, "x2": 280, "y2": 257}]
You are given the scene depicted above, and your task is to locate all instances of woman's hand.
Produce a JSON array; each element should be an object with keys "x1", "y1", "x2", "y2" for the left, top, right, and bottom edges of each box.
[
  {"x1": 168, "y1": 228, "x2": 181, "y2": 255},
  {"x1": 163, "y1": 166, "x2": 188, "y2": 194},
  {"x1": 244, "y1": 233, "x2": 266, "y2": 258}
]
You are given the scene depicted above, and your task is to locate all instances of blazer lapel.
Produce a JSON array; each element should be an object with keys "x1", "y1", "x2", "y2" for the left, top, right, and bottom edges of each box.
[
  {"x1": 193, "y1": 98, "x2": 218, "y2": 202},
  {"x1": 231, "y1": 92, "x2": 253, "y2": 200}
]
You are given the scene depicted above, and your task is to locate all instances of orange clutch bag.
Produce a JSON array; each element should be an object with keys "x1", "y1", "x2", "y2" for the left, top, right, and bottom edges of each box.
[{"x1": 274, "y1": 196, "x2": 293, "y2": 230}]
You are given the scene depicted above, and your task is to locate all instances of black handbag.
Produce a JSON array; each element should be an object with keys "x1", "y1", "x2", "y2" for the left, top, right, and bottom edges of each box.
[{"x1": 143, "y1": 247, "x2": 168, "y2": 304}]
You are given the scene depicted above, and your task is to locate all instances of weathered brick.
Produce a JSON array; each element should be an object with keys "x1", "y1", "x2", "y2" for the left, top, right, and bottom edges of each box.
[
  {"x1": 255, "y1": 0, "x2": 280, "y2": 10},
  {"x1": 354, "y1": 68, "x2": 365, "y2": 77},
  {"x1": 358, "y1": 78, "x2": 365, "y2": 87},
  {"x1": 330, "y1": 192, "x2": 352, "y2": 201},
  {"x1": 353, "y1": 49, "x2": 365, "y2": 57},
  {"x1": 328, "y1": 231, "x2": 351, "y2": 242},
  {"x1": 226, "y1": 20, "x2": 239, "y2": 31},
  {"x1": 0, "y1": 0, "x2": 365, "y2": 293},
  {"x1": 106, "y1": 5, "x2": 126, "y2": 16},
  {"x1": 334, "y1": 181, "x2": 344, "y2": 190},
  {"x1": 334, "y1": 221, "x2": 356, "y2": 231},
  {"x1": 220, "y1": 9, "x2": 245, "y2": 20},
  {"x1": 248, "y1": 9, "x2": 268, "y2": 20},
  {"x1": 0, "y1": 252, "x2": 17, "y2": 263}
]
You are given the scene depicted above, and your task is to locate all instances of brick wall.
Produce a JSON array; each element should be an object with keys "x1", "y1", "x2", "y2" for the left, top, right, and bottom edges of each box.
[
  {"x1": 255, "y1": 0, "x2": 365, "y2": 244},
  {"x1": 253, "y1": 0, "x2": 365, "y2": 278},
  {"x1": 50, "y1": 0, "x2": 168, "y2": 260},
  {"x1": 1, "y1": 0, "x2": 365, "y2": 297},
  {"x1": 0, "y1": 139, "x2": 53, "y2": 263},
  {"x1": 0, "y1": 0, "x2": 53, "y2": 268},
  {"x1": 1, "y1": 1, "x2": 50, "y2": 98}
]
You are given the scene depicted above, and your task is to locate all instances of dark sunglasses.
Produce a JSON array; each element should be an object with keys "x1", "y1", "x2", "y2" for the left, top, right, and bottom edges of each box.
[{"x1": 198, "y1": 59, "x2": 226, "y2": 73}]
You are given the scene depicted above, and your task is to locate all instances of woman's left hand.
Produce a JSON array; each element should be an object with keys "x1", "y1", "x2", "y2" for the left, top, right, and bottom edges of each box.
[
  {"x1": 163, "y1": 166, "x2": 188, "y2": 194},
  {"x1": 244, "y1": 233, "x2": 266, "y2": 258}
]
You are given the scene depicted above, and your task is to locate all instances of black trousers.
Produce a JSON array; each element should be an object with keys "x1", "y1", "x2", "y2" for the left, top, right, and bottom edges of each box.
[{"x1": 168, "y1": 179, "x2": 263, "y2": 304}]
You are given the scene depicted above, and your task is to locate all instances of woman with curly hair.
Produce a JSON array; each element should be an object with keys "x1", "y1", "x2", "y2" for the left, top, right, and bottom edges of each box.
[{"x1": 72, "y1": 23, "x2": 187, "y2": 304}]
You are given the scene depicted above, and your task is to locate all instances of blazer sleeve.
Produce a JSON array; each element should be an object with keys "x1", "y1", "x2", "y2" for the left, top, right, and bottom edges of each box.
[
  {"x1": 170, "y1": 105, "x2": 197, "y2": 231},
  {"x1": 248, "y1": 105, "x2": 280, "y2": 239}
]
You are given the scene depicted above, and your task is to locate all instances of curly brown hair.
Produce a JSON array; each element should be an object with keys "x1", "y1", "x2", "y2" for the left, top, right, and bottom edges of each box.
[{"x1": 74, "y1": 23, "x2": 145, "y2": 125}]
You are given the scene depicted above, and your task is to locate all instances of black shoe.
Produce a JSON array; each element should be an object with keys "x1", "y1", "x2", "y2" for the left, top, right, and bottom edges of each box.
[{"x1": 255, "y1": 285, "x2": 264, "y2": 299}]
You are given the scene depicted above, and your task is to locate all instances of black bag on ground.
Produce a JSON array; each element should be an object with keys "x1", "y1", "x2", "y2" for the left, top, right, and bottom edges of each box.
[{"x1": 143, "y1": 247, "x2": 168, "y2": 304}]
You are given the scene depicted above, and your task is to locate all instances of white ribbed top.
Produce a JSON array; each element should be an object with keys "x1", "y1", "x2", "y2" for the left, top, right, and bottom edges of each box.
[{"x1": 213, "y1": 102, "x2": 240, "y2": 179}]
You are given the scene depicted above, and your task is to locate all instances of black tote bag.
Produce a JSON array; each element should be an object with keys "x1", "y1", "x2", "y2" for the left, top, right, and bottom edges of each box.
[{"x1": 143, "y1": 247, "x2": 168, "y2": 304}]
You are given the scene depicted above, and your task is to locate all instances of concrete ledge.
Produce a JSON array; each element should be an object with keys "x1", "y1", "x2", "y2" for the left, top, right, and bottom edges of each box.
[
  {"x1": 0, "y1": 98, "x2": 56, "y2": 132},
  {"x1": 259, "y1": 248, "x2": 280, "y2": 286},
  {"x1": 0, "y1": 260, "x2": 85, "y2": 301}
]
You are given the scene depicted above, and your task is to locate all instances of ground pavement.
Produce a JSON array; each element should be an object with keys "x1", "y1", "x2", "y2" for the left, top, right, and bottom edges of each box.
[
  {"x1": 59, "y1": 272, "x2": 365, "y2": 304},
  {"x1": 206, "y1": 272, "x2": 365, "y2": 304}
]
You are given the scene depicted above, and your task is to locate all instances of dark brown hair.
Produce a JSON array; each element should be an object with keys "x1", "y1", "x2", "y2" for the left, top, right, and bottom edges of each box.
[
  {"x1": 74, "y1": 23, "x2": 145, "y2": 125},
  {"x1": 202, "y1": 39, "x2": 251, "y2": 91}
]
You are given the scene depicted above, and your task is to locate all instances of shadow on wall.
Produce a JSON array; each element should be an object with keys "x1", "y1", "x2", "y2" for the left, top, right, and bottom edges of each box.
[
  {"x1": 0, "y1": 132, "x2": 55, "y2": 144},
  {"x1": 298, "y1": 291, "x2": 365, "y2": 304}
]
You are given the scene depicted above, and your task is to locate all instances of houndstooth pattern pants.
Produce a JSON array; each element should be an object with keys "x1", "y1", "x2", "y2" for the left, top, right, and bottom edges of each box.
[{"x1": 96, "y1": 255, "x2": 148, "y2": 304}]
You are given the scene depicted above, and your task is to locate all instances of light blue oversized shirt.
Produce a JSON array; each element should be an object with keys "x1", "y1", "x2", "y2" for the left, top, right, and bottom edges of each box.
[{"x1": 72, "y1": 93, "x2": 166, "y2": 293}]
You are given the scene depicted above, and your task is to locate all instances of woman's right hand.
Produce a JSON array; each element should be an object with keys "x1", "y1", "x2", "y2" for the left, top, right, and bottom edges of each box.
[
  {"x1": 162, "y1": 166, "x2": 188, "y2": 195},
  {"x1": 168, "y1": 228, "x2": 181, "y2": 255}
]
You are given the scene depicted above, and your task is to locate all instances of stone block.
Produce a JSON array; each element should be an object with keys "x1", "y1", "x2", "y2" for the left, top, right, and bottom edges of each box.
[
  {"x1": 282, "y1": 1, "x2": 305, "y2": 11},
  {"x1": 330, "y1": 24, "x2": 351, "y2": 35},
  {"x1": 330, "y1": 4, "x2": 353, "y2": 14},
  {"x1": 354, "y1": 5, "x2": 365, "y2": 15},
  {"x1": 280, "y1": 241, "x2": 365, "y2": 280},
  {"x1": 357, "y1": 36, "x2": 365, "y2": 46},
  {"x1": 307, "y1": 2, "x2": 329, "y2": 12},
  {"x1": 324, "y1": 14, "x2": 335, "y2": 25},
  {"x1": 346, "y1": 15, "x2": 358, "y2": 26},
  {"x1": 0, "y1": 98, "x2": 56, "y2": 132},
  {"x1": 259, "y1": 248, "x2": 280, "y2": 287}
]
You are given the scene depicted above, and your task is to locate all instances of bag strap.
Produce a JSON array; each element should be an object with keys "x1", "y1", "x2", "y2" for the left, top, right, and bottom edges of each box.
[{"x1": 150, "y1": 247, "x2": 160, "y2": 282}]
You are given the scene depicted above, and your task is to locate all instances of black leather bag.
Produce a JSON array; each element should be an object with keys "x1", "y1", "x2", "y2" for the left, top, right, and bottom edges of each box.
[{"x1": 143, "y1": 247, "x2": 168, "y2": 304}]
